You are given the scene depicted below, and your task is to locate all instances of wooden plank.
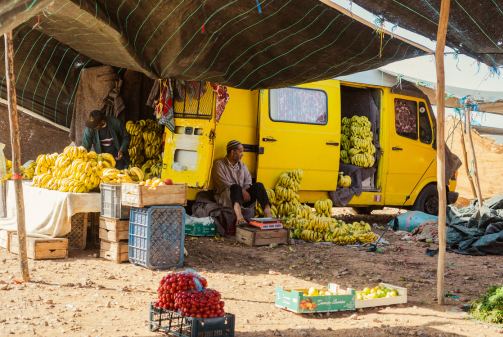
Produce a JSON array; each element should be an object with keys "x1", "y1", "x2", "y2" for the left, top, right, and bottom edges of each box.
[
  {"x1": 10, "y1": 236, "x2": 68, "y2": 260},
  {"x1": 435, "y1": 0, "x2": 450, "y2": 306},
  {"x1": 254, "y1": 237, "x2": 288, "y2": 246},
  {"x1": 100, "y1": 250, "x2": 129, "y2": 263},
  {"x1": 99, "y1": 228, "x2": 129, "y2": 242},
  {"x1": 100, "y1": 240, "x2": 129, "y2": 263},
  {"x1": 99, "y1": 217, "x2": 129, "y2": 231},
  {"x1": 465, "y1": 110, "x2": 484, "y2": 216}
]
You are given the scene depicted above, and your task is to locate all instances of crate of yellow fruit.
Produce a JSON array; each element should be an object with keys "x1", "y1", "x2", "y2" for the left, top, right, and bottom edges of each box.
[
  {"x1": 355, "y1": 283, "x2": 407, "y2": 308},
  {"x1": 121, "y1": 179, "x2": 187, "y2": 207}
]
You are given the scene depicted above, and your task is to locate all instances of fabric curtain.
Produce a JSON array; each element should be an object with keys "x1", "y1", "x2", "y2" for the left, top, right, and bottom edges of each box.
[{"x1": 273, "y1": 88, "x2": 327, "y2": 124}]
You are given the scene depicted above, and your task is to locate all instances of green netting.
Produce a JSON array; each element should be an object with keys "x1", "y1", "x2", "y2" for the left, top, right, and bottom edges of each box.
[
  {"x1": 0, "y1": 0, "x2": 427, "y2": 128},
  {"x1": 353, "y1": 0, "x2": 503, "y2": 67}
]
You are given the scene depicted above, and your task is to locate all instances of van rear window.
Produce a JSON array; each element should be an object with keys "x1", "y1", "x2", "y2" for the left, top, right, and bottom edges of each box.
[{"x1": 269, "y1": 87, "x2": 328, "y2": 125}]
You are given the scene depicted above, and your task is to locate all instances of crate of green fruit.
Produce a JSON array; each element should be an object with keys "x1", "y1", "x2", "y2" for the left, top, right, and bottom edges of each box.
[
  {"x1": 185, "y1": 222, "x2": 215, "y2": 237},
  {"x1": 275, "y1": 284, "x2": 355, "y2": 313},
  {"x1": 355, "y1": 283, "x2": 407, "y2": 308}
]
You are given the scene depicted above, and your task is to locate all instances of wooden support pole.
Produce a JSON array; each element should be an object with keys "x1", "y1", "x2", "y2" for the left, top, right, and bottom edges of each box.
[
  {"x1": 460, "y1": 110, "x2": 477, "y2": 199},
  {"x1": 4, "y1": 31, "x2": 30, "y2": 282},
  {"x1": 465, "y1": 109, "x2": 484, "y2": 216},
  {"x1": 435, "y1": 0, "x2": 450, "y2": 306}
]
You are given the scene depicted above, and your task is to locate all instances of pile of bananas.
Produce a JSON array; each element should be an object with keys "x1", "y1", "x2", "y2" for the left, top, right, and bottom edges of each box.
[
  {"x1": 314, "y1": 199, "x2": 332, "y2": 217},
  {"x1": 126, "y1": 119, "x2": 164, "y2": 167},
  {"x1": 31, "y1": 146, "x2": 143, "y2": 194},
  {"x1": 1, "y1": 160, "x2": 38, "y2": 184},
  {"x1": 340, "y1": 116, "x2": 376, "y2": 167},
  {"x1": 337, "y1": 172, "x2": 351, "y2": 188},
  {"x1": 273, "y1": 169, "x2": 303, "y2": 217},
  {"x1": 140, "y1": 158, "x2": 163, "y2": 179}
]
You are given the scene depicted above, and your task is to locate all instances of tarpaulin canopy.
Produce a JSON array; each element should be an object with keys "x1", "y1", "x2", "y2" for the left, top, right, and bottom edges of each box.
[
  {"x1": 0, "y1": 0, "x2": 429, "y2": 128},
  {"x1": 352, "y1": 0, "x2": 503, "y2": 67}
]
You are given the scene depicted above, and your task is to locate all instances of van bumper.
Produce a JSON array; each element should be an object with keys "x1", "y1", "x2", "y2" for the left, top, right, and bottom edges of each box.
[{"x1": 447, "y1": 192, "x2": 459, "y2": 205}]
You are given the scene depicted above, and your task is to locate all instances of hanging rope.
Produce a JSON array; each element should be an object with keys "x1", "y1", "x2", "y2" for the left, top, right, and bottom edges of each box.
[{"x1": 373, "y1": 16, "x2": 385, "y2": 58}]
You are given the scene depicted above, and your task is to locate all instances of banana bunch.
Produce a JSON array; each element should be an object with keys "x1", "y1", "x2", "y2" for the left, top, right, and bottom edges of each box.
[
  {"x1": 357, "y1": 232, "x2": 377, "y2": 243},
  {"x1": 340, "y1": 149, "x2": 350, "y2": 164},
  {"x1": 1, "y1": 160, "x2": 12, "y2": 184},
  {"x1": 126, "y1": 120, "x2": 146, "y2": 136},
  {"x1": 350, "y1": 152, "x2": 375, "y2": 168},
  {"x1": 333, "y1": 234, "x2": 357, "y2": 245},
  {"x1": 341, "y1": 134, "x2": 351, "y2": 151},
  {"x1": 143, "y1": 120, "x2": 163, "y2": 159},
  {"x1": 127, "y1": 120, "x2": 146, "y2": 166},
  {"x1": 255, "y1": 202, "x2": 264, "y2": 218},
  {"x1": 295, "y1": 204, "x2": 312, "y2": 218},
  {"x1": 149, "y1": 164, "x2": 162, "y2": 177},
  {"x1": 22, "y1": 162, "x2": 37, "y2": 179},
  {"x1": 350, "y1": 221, "x2": 372, "y2": 233},
  {"x1": 266, "y1": 188, "x2": 276, "y2": 204},
  {"x1": 270, "y1": 204, "x2": 277, "y2": 218},
  {"x1": 276, "y1": 200, "x2": 300, "y2": 217},
  {"x1": 300, "y1": 229, "x2": 323, "y2": 242},
  {"x1": 291, "y1": 228, "x2": 302, "y2": 239},
  {"x1": 314, "y1": 199, "x2": 332, "y2": 217},
  {"x1": 276, "y1": 171, "x2": 301, "y2": 192},
  {"x1": 337, "y1": 173, "x2": 351, "y2": 188},
  {"x1": 129, "y1": 167, "x2": 144, "y2": 182},
  {"x1": 140, "y1": 159, "x2": 163, "y2": 179},
  {"x1": 275, "y1": 186, "x2": 300, "y2": 204},
  {"x1": 330, "y1": 224, "x2": 349, "y2": 238}
]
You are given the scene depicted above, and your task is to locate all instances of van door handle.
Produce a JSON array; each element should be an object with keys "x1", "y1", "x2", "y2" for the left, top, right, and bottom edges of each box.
[
  {"x1": 262, "y1": 138, "x2": 277, "y2": 142},
  {"x1": 326, "y1": 142, "x2": 339, "y2": 146},
  {"x1": 392, "y1": 147, "x2": 403, "y2": 151}
]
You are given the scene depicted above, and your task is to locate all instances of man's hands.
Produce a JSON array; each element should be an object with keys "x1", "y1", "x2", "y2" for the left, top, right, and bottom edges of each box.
[
  {"x1": 116, "y1": 150, "x2": 124, "y2": 161},
  {"x1": 242, "y1": 189, "x2": 251, "y2": 203}
]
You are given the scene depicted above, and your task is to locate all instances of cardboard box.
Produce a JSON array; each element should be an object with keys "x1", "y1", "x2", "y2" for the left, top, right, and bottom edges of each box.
[
  {"x1": 275, "y1": 284, "x2": 355, "y2": 313},
  {"x1": 355, "y1": 283, "x2": 407, "y2": 308},
  {"x1": 121, "y1": 183, "x2": 187, "y2": 207},
  {"x1": 185, "y1": 222, "x2": 215, "y2": 237}
]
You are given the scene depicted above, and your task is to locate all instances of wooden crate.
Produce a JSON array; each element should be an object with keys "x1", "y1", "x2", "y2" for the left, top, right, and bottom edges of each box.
[
  {"x1": 0, "y1": 229, "x2": 15, "y2": 250},
  {"x1": 236, "y1": 225, "x2": 290, "y2": 246},
  {"x1": 100, "y1": 240, "x2": 129, "y2": 263},
  {"x1": 121, "y1": 183, "x2": 187, "y2": 207},
  {"x1": 99, "y1": 217, "x2": 129, "y2": 242},
  {"x1": 10, "y1": 234, "x2": 68, "y2": 260}
]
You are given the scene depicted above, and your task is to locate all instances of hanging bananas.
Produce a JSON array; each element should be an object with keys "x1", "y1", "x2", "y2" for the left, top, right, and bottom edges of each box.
[
  {"x1": 337, "y1": 172, "x2": 351, "y2": 188},
  {"x1": 340, "y1": 115, "x2": 375, "y2": 168},
  {"x1": 127, "y1": 119, "x2": 164, "y2": 166}
]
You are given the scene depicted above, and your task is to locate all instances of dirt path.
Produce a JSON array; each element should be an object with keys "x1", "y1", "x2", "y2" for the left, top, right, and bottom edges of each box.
[{"x1": 0, "y1": 210, "x2": 502, "y2": 337}]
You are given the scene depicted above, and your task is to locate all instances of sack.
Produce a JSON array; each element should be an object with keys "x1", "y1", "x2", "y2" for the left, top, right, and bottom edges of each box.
[{"x1": 389, "y1": 211, "x2": 438, "y2": 232}]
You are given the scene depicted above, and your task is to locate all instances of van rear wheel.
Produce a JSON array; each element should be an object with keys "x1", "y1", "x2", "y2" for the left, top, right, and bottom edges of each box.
[{"x1": 412, "y1": 185, "x2": 438, "y2": 215}]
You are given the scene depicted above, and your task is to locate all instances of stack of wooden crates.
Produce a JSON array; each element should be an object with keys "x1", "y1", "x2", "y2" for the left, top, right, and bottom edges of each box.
[{"x1": 100, "y1": 183, "x2": 130, "y2": 263}]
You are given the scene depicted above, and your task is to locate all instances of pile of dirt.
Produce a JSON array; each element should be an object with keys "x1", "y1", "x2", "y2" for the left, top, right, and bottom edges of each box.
[{"x1": 446, "y1": 117, "x2": 503, "y2": 200}]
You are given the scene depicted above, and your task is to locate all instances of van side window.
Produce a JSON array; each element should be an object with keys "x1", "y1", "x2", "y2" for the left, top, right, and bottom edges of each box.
[
  {"x1": 394, "y1": 99, "x2": 417, "y2": 140},
  {"x1": 418, "y1": 102, "x2": 432, "y2": 144},
  {"x1": 269, "y1": 87, "x2": 328, "y2": 125}
]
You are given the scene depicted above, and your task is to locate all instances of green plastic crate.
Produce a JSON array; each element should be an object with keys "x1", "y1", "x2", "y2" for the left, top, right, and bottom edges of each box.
[
  {"x1": 185, "y1": 222, "x2": 215, "y2": 237},
  {"x1": 275, "y1": 284, "x2": 355, "y2": 313}
]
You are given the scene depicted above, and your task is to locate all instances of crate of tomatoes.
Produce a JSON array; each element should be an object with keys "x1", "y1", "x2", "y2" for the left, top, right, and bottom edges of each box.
[{"x1": 149, "y1": 269, "x2": 235, "y2": 337}]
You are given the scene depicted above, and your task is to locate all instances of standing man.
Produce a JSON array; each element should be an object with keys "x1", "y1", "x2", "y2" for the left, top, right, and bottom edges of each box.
[
  {"x1": 82, "y1": 110, "x2": 130, "y2": 170},
  {"x1": 212, "y1": 140, "x2": 272, "y2": 224}
]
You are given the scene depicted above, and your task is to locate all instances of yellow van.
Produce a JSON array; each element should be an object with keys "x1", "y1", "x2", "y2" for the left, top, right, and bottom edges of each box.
[{"x1": 161, "y1": 79, "x2": 458, "y2": 215}]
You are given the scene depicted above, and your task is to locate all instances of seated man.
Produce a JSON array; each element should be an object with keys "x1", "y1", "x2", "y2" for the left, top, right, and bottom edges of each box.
[{"x1": 212, "y1": 140, "x2": 272, "y2": 224}]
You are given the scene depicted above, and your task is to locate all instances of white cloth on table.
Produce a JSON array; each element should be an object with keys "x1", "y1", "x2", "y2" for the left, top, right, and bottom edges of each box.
[{"x1": 0, "y1": 180, "x2": 100, "y2": 238}]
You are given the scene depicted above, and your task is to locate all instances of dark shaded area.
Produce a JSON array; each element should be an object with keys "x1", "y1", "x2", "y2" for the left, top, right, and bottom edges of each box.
[
  {"x1": 353, "y1": 0, "x2": 503, "y2": 66},
  {"x1": 0, "y1": 104, "x2": 70, "y2": 163}
]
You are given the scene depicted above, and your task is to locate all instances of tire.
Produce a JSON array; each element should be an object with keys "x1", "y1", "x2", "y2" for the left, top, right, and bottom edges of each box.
[
  {"x1": 351, "y1": 206, "x2": 384, "y2": 215},
  {"x1": 412, "y1": 184, "x2": 439, "y2": 215}
]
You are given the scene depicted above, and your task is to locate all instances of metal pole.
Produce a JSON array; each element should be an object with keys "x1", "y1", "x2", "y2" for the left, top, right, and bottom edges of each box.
[
  {"x1": 4, "y1": 31, "x2": 30, "y2": 282},
  {"x1": 435, "y1": 0, "x2": 450, "y2": 306}
]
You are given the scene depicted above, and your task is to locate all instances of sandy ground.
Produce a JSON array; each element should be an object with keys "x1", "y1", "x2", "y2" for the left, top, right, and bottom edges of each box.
[
  {"x1": 0, "y1": 209, "x2": 502, "y2": 337},
  {"x1": 446, "y1": 117, "x2": 503, "y2": 201}
]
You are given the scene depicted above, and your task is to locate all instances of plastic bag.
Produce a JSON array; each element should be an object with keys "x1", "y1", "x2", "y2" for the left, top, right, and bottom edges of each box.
[{"x1": 0, "y1": 143, "x2": 6, "y2": 180}]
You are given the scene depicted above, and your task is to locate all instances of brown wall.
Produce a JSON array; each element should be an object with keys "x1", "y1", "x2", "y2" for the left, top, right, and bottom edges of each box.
[{"x1": 0, "y1": 104, "x2": 71, "y2": 163}]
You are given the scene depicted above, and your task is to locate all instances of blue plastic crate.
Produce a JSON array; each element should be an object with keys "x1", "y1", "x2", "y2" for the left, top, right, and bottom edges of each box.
[{"x1": 128, "y1": 206, "x2": 185, "y2": 270}]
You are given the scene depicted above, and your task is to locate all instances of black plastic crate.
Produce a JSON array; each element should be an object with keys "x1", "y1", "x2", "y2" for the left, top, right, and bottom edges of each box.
[{"x1": 148, "y1": 302, "x2": 235, "y2": 337}]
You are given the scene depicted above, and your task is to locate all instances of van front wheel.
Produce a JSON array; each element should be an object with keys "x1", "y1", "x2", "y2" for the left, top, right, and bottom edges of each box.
[{"x1": 412, "y1": 185, "x2": 438, "y2": 215}]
